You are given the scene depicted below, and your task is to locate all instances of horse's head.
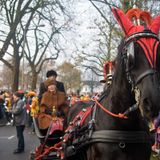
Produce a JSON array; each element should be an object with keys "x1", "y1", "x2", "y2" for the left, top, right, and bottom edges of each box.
[
  {"x1": 112, "y1": 8, "x2": 160, "y2": 120},
  {"x1": 123, "y1": 36, "x2": 160, "y2": 119}
]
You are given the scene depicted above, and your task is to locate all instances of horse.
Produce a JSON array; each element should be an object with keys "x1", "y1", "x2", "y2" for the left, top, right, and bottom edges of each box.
[{"x1": 62, "y1": 8, "x2": 160, "y2": 160}]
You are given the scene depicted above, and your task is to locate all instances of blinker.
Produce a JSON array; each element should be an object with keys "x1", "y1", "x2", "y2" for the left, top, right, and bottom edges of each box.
[{"x1": 126, "y1": 42, "x2": 135, "y2": 72}]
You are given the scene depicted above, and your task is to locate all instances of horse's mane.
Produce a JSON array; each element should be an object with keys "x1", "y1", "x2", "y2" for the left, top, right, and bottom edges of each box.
[{"x1": 110, "y1": 39, "x2": 136, "y2": 108}]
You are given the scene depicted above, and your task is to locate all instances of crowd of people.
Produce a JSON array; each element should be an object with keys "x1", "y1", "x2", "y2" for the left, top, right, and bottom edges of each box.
[{"x1": 0, "y1": 69, "x2": 101, "y2": 154}]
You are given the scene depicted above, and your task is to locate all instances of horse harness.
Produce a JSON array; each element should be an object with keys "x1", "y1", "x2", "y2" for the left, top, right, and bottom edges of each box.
[
  {"x1": 59, "y1": 94, "x2": 151, "y2": 159},
  {"x1": 122, "y1": 30, "x2": 160, "y2": 87},
  {"x1": 57, "y1": 31, "x2": 159, "y2": 159}
]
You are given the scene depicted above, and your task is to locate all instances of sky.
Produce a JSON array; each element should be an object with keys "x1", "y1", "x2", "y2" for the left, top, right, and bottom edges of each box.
[
  {"x1": 57, "y1": 0, "x2": 100, "y2": 64},
  {"x1": 0, "y1": 0, "x2": 103, "y2": 81}
]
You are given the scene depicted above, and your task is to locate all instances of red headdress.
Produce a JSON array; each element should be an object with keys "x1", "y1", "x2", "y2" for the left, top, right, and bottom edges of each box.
[
  {"x1": 112, "y1": 7, "x2": 160, "y2": 36},
  {"x1": 112, "y1": 7, "x2": 160, "y2": 68},
  {"x1": 100, "y1": 61, "x2": 115, "y2": 83},
  {"x1": 126, "y1": 8, "x2": 152, "y2": 26}
]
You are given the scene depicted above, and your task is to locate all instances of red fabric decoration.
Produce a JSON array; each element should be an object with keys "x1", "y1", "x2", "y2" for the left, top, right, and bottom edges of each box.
[{"x1": 112, "y1": 8, "x2": 160, "y2": 68}]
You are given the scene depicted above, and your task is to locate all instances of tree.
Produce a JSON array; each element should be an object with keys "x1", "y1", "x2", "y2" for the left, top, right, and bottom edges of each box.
[
  {"x1": 24, "y1": 20, "x2": 69, "y2": 90},
  {"x1": 71, "y1": 0, "x2": 120, "y2": 77},
  {"x1": 0, "y1": 0, "x2": 72, "y2": 91},
  {"x1": 57, "y1": 61, "x2": 81, "y2": 93},
  {"x1": 23, "y1": 1, "x2": 72, "y2": 90},
  {"x1": 73, "y1": 0, "x2": 160, "y2": 77},
  {"x1": 0, "y1": 63, "x2": 13, "y2": 90}
]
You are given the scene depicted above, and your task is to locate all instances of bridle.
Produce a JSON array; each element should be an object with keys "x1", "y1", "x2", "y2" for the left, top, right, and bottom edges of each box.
[
  {"x1": 122, "y1": 31, "x2": 160, "y2": 87},
  {"x1": 87, "y1": 31, "x2": 159, "y2": 148}
]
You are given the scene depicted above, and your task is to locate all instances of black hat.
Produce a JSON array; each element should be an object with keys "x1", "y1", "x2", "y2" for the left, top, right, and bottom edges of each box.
[{"x1": 46, "y1": 70, "x2": 57, "y2": 78}]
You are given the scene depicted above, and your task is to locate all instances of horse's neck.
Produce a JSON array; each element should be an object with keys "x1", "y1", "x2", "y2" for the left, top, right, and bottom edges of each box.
[
  {"x1": 95, "y1": 84, "x2": 148, "y2": 131},
  {"x1": 107, "y1": 82, "x2": 133, "y2": 114}
]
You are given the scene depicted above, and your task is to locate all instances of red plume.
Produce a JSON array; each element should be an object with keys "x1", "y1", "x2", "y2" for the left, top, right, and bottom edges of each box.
[
  {"x1": 150, "y1": 15, "x2": 160, "y2": 34},
  {"x1": 126, "y1": 8, "x2": 141, "y2": 25},
  {"x1": 126, "y1": 9, "x2": 152, "y2": 26},
  {"x1": 112, "y1": 8, "x2": 134, "y2": 37},
  {"x1": 140, "y1": 11, "x2": 152, "y2": 26}
]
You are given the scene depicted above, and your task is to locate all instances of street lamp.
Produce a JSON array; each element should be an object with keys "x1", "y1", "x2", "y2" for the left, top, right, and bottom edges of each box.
[{"x1": 21, "y1": 24, "x2": 45, "y2": 90}]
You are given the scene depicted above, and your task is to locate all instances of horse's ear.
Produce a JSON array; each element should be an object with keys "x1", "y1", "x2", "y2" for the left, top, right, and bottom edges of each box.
[
  {"x1": 112, "y1": 7, "x2": 134, "y2": 37},
  {"x1": 150, "y1": 15, "x2": 160, "y2": 34}
]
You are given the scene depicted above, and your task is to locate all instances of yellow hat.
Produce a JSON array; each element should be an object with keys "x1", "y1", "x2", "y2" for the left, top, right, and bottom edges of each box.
[{"x1": 27, "y1": 91, "x2": 36, "y2": 97}]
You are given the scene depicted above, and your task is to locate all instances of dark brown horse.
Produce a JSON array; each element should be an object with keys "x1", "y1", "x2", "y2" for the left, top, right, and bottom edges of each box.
[{"x1": 63, "y1": 8, "x2": 160, "y2": 160}]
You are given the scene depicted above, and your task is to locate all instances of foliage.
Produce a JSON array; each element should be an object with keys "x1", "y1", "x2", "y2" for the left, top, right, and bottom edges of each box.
[{"x1": 57, "y1": 61, "x2": 81, "y2": 93}]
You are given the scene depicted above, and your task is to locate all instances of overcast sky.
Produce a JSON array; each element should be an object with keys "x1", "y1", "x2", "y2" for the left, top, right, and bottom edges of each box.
[{"x1": 57, "y1": 0, "x2": 100, "y2": 64}]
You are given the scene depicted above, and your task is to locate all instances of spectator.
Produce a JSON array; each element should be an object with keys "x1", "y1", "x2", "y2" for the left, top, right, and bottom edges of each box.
[
  {"x1": 155, "y1": 113, "x2": 160, "y2": 129},
  {"x1": 0, "y1": 93, "x2": 5, "y2": 119},
  {"x1": 4, "y1": 96, "x2": 13, "y2": 125},
  {"x1": 38, "y1": 70, "x2": 65, "y2": 103},
  {"x1": 38, "y1": 79, "x2": 66, "y2": 130},
  {"x1": 26, "y1": 91, "x2": 37, "y2": 128},
  {"x1": 10, "y1": 91, "x2": 27, "y2": 154}
]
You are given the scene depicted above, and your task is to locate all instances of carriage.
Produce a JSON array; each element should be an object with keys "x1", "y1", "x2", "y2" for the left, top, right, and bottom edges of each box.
[{"x1": 30, "y1": 7, "x2": 160, "y2": 160}]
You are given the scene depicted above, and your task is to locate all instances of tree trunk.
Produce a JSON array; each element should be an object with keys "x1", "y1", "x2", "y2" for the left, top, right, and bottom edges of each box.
[
  {"x1": 31, "y1": 69, "x2": 38, "y2": 90},
  {"x1": 12, "y1": 56, "x2": 20, "y2": 92}
]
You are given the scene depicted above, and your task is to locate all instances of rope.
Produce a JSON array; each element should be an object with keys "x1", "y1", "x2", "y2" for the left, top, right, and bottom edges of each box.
[{"x1": 92, "y1": 99, "x2": 128, "y2": 119}]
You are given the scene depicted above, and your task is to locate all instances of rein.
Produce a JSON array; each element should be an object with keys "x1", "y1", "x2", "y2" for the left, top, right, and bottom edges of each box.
[
  {"x1": 92, "y1": 98, "x2": 139, "y2": 119},
  {"x1": 92, "y1": 98, "x2": 128, "y2": 119}
]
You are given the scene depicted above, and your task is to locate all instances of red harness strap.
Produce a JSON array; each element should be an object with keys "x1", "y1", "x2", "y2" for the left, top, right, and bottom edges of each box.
[
  {"x1": 137, "y1": 38, "x2": 159, "y2": 68},
  {"x1": 93, "y1": 99, "x2": 128, "y2": 119},
  {"x1": 63, "y1": 107, "x2": 93, "y2": 142},
  {"x1": 58, "y1": 107, "x2": 93, "y2": 159},
  {"x1": 35, "y1": 141, "x2": 62, "y2": 160}
]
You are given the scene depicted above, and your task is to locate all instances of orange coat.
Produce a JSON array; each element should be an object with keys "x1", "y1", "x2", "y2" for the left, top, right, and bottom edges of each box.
[
  {"x1": 38, "y1": 91, "x2": 66, "y2": 129},
  {"x1": 40, "y1": 90, "x2": 66, "y2": 112}
]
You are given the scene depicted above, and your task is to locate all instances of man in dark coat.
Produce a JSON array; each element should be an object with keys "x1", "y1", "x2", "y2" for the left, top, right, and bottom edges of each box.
[
  {"x1": 11, "y1": 91, "x2": 26, "y2": 154},
  {"x1": 38, "y1": 70, "x2": 65, "y2": 103}
]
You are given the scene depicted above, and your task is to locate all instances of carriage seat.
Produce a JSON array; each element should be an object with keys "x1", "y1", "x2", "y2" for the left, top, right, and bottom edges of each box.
[{"x1": 33, "y1": 113, "x2": 64, "y2": 139}]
